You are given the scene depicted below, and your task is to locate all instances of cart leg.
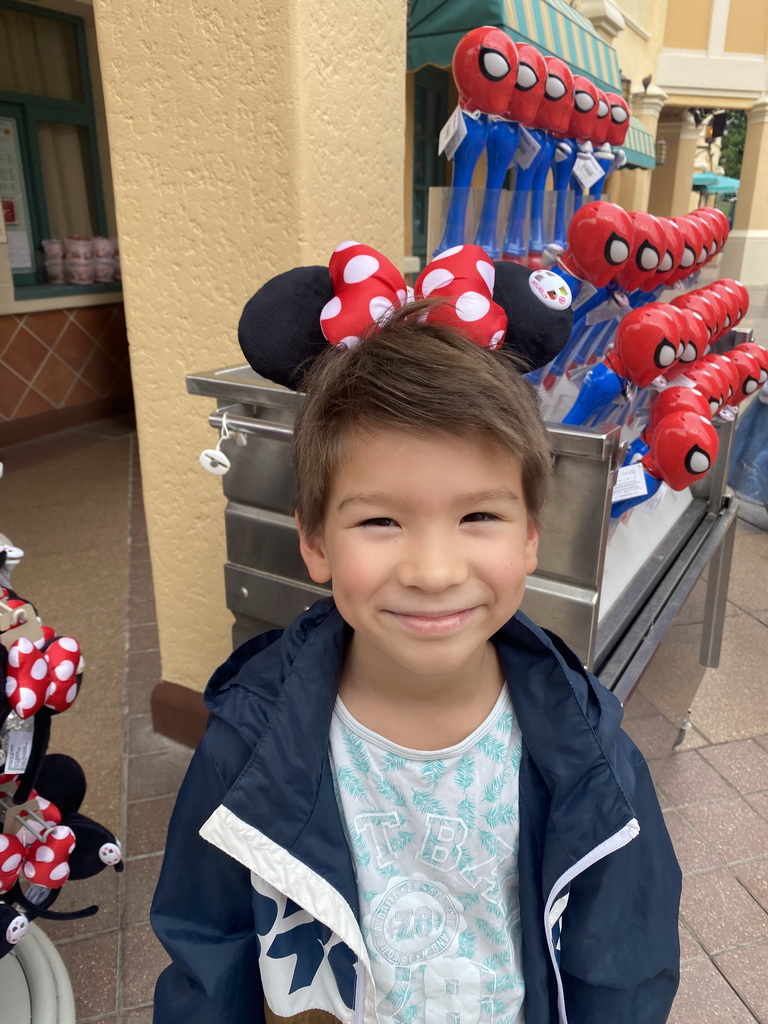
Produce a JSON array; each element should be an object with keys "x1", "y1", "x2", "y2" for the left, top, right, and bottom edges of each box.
[{"x1": 700, "y1": 508, "x2": 738, "y2": 668}]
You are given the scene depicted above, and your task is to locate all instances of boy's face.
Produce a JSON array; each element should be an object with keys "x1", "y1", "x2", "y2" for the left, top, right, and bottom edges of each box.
[{"x1": 298, "y1": 428, "x2": 539, "y2": 690}]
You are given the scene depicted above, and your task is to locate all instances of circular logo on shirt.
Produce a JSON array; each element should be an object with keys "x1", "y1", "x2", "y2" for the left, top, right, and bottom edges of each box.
[{"x1": 370, "y1": 879, "x2": 460, "y2": 965}]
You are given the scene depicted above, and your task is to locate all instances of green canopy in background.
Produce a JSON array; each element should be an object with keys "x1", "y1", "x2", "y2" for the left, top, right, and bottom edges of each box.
[{"x1": 692, "y1": 172, "x2": 740, "y2": 196}]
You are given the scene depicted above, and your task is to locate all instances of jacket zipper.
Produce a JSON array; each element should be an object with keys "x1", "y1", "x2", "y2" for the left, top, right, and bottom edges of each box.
[{"x1": 544, "y1": 817, "x2": 640, "y2": 1024}]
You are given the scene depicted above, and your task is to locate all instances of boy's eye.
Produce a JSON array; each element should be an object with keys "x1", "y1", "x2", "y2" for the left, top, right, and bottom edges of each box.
[
  {"x1": 359, "y1": 517, "x2": 398, "y2": 528},
  {"x1": 462, "y1": 511, "x2": 500, "y2": 523}
]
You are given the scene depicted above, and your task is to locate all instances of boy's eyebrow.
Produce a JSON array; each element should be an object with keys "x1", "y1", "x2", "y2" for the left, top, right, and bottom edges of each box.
[{"x1": 336, "y1": 489, "x2": 522, "y2": 512}]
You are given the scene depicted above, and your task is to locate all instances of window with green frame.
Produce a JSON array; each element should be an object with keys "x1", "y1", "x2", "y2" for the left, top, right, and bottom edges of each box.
[{"x1": 0, "y1": 0, "x2": 107, "y2": 288}]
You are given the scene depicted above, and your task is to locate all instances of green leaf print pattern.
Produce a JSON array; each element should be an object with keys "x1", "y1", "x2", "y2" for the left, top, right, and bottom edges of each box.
[
  {"x1": 455, "y1": 753, "x2": 475, "y2": 791},
  {"x1": 420, "y1": 759, "x2": 446, "y2": 788},
  {"x1": 343, "y1": 729, "x2": 373, "y2": 778}
]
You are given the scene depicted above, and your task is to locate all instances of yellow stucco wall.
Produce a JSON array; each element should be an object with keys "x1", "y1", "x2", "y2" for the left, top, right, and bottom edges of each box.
[
  {"x1": 725, "y1": 0, "x2": 768, "y2": 55},
  {"x1": 92, "y1": 0, "x2": 407, "y2": 692},
  {"x1": 663, "y1": 0, "x2": 712, "y2": 50}
]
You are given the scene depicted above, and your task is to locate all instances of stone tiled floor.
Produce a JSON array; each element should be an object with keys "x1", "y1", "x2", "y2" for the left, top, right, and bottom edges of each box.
[{"x1": 2, "y1": 403, "x2": 768, "y2": 1021}]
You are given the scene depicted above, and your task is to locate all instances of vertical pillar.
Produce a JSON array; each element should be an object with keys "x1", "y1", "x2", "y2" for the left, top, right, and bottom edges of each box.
[
  {"x1": 720, "y1": 95, "x2": 768, "y2": 286},
  {"x1": 92, "y1": 0, "x2": 406, "y2": 691},
  {"x1": 611, "y1": 86, "x2": 667, "y2": 213},
  {"x1": 648, "y1": 110, "x2": 700, "y2": 217}
]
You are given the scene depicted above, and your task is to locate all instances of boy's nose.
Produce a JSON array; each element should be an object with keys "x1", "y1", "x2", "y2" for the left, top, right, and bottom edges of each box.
[{"x1": 397, "y1": 535, "x2": 469, "y2": 592}]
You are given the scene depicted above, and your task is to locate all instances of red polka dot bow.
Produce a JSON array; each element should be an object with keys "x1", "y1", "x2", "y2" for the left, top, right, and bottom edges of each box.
[
  {"x1": 319, "y1": 242, "x2": 508, "y2": 350},
  {"x1": 5, "y1": 635, "x2": 83, "y2": 719}
]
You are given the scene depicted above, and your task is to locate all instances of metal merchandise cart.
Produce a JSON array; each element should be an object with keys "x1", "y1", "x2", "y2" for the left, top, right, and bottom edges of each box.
[{"x1": 187, "y1": 364, "x2": 739, "y2": 728}]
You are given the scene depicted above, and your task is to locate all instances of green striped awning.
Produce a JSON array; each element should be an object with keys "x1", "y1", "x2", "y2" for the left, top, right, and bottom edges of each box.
[
  {"x1": 407, "y1": 0, "x2": 622, "y2": 94},
  {"x1": 622, "y1": 116, "x2": 656, "y2": 169}
]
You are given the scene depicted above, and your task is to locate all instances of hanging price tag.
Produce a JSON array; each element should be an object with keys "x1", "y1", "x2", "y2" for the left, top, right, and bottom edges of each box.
[
  {"x1": 515, "y1": 126, "x2": 541, "y2": 170},
  {"x1": 572, "y1": 153, "x2": 606, "y2": 191},
  {"x1": 612, "y1": 463, "x2": 648, "y2": 503},
  {"x1": 5, "y1": 729, "x2": 33, "y2": 774},
  {"x1": 438, "y1": 106, "x2": 468, "y2": 161}
]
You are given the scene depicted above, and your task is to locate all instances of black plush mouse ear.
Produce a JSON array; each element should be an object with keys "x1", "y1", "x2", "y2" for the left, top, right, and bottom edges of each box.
[
  {"x1": 492, "y1": 261, "x2": 574, "y2": 370},
  {"x1": 238, "y1": 265, "x2": 334, "y2": 390}
]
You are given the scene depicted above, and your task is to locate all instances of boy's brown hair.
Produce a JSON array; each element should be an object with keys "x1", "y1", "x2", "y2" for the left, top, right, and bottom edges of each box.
[{"x1": 292, "y1": 301, "x2": 553, "y2": 539}]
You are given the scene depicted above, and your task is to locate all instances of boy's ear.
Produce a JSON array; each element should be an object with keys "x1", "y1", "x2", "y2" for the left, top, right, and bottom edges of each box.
[{"x1": 295, "y1": 513, "x2": 332, "y2": 584}]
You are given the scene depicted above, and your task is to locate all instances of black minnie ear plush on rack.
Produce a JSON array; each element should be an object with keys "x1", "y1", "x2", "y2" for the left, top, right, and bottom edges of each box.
[{"x1": 238, "y1": 242, "x2": 573, "y2": 390}]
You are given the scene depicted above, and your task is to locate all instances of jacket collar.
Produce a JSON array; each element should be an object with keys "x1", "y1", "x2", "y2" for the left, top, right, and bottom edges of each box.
[{"x1": 204, "y1": 599, "x2": 635, "y2": 899}]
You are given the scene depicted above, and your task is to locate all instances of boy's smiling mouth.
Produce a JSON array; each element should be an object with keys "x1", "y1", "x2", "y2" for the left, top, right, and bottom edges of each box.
[{"x1": 386, "y1": 607, "x2": 479, "y2": 634}]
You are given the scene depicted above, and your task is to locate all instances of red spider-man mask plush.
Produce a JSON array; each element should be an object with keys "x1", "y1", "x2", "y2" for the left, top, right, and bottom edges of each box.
[
  {"x1": 505, "y1": 42, "x2": 546, "y2": 126},
  {"x1": 692, "y1": 207, "x2": 729, "y2": 252},
  {"x1": 605, "y1": 93, "x2": 630, "y2": 147},
  {"x1": 667, "y1": 216, "x2": 702, "y2": 286},
  {"x1": 654, "y1": 218, "x2": 685, "y2": 288},
  {"x1": 591, "y1": 90, "x2": 611, "y2": 147},
  {"x1": 645, "y1": 410, "x2": 719, "y2": 491},
  {"x1": 566, "y1": 75, "x2": 599, "y2": 142},
  {"x1": 608, "y1": 304, "x2": 683, "y2": 387},
  {"x1": 558, "y1": 200, "x2": 634, "y2": 287},
  {"x1": 614, "y1": 211, "x2": 667, "y2": 293},
  {"x1": 536, "y1": 56, "x2": 574, "y2": 135},
  {"x1": 671, "y1": 291, "x2": 717, "y2": 345},
  {"x1": 452, "y1": 26, "x2": 519, "y2": 115}
]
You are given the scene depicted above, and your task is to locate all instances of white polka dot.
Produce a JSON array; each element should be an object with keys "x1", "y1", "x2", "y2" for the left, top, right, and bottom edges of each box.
[
  {"x1": 420, "y1": 268, "x2": 454, "y2": 297},
  {"x1": 5, "y1": 677, "x2": 15, "y2": 698},
  {"x1": 476, "y1": 260, "x2": 495, "y2": 294},
  {"x1": 455, "y1": 292, "x2": 490, "y2": 322},
  {"x1": 343, "y1": 254, "x2": 379, "y2": 284},
  {"x1": 17, "y1": 639, "x2": 33, "y2": 655},
  {"x1": 49, "y1": 862, "x2": 70, "y2": 882},
  {"x1": 432, "y1": 246, "x2": 464, "y2": 260},
  {"x1": 8, "y1": 647, "x2": 20, "y2": 669},
  {"x1": 53, "y1": 827, "x2": 73, "y2": 841},
  {"x1": 54, "y1": 660, "x2": 75, "y2": 681},
  {"x1": 35, "y1": 846, "x2": 54, "y2": 863},
  {"x1": 57, "y1": 638, "x2": 78, "y2": 653},
  {"x1": 1, "y1": 853, "x2": 21, "y2": 873},
  {"x1": 45, "y1": 682, "x2": 58, "y2": 700},
  {"x1": 31, "y1": 657, "x2": 48, "y2": 681},
  {"x1": 17, "y1": 687, "x2": 39, "y2": 711},
  {"x1": 334, "y1": 240, "x2": 358, "y2": 252},
  {"x1": 37, "y1": 798, "x2": 51, "y2": 811},
  {"x1": 0, "y1": 836, "x2": 8, "y2": 852},
  {"x1": 76, "y1": 657, "x2": 84, "y2": 674},
  {"x1": 489, "y1": 330, "x2": 505, "y2": 350},
  {"x1": 319, "y1": 296, "x2": 342, "y2": 322},
  {"x1": 396, "y1": 289, "x2": 407, "y2": 305},
  {"x1": 369, "y1": 296, "x2": 395, "y2": 323},
  {"x1": 65, "y1": 683, "x2": 78, "y2": 705},
  {"x1": 23, "y1": 862, "x2": 35, "y2": 879},
  {"x1": 337, "y1": 336, "x2": 361, "y2": 349}
]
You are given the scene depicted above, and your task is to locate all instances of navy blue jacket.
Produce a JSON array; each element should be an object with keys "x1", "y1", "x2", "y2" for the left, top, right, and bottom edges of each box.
[{"x1": 152, "y1": 599, "x2": 681, "y2": 1024}]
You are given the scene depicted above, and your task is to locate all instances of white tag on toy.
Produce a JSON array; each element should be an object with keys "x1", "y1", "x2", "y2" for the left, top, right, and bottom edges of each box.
[
  {"x1": 641, "y1": 482, "x2": 668, "y2": 514},
  {"x1": 515, "y1": 126, "x2": 541, "y2": 169},
  {"x1": 0, "y1": 602, "x2": 44, "y2": 650},
  {"x1": 438, "y1": 106, "x2": 467, "y2": 161},
  {"x1": 5, "y1": 729, "x2": 33, "y2": 774},
  {"x1": 572, "y1": 153, "x2": 605, "y2": 191},
  {"x1": 612, "y1": 463, "x2": 648, "y2": 503},
  {"x1": 23, "y1": 885, "x2": 50, "y2": 906},
  {"x1": 528, "y1": 270, "x2": 572, "y2": 309},
  {"x1": 570, "y1": 280, "x2": 597, "y2": 310},
  {"x1": 199, "y1": 448, "x2": 231, "y2": 475}
]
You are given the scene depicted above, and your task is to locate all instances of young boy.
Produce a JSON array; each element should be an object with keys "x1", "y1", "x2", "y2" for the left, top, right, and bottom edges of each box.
[{"x1": 152, "y1": 306, "x2": 681, "y2": 1024}]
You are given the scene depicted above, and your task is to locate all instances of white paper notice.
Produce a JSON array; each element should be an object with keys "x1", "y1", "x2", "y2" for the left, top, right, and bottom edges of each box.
[
  {"x1": 612, "y1": 463, "x2": 648, "y2": 503},
  {"x1": 515, "y1": 126, "x2": 541, "y2": 170},
  {"x1": 438, "y1": 106, "x2": 468, "y2": 161},
  {"x1": 8, "y1": 230, "x2": 32, "y2": 269}
]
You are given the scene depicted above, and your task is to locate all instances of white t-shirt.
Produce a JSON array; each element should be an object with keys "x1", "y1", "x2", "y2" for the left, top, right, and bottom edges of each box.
[{"x1": 329, "y1": 687, "x2": 525, "y2": 1024}]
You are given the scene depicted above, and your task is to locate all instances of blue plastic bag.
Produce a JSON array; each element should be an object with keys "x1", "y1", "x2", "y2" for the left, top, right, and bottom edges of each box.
[{"x1": 729, "y1": 390, "x2": 768, "y2": 505}]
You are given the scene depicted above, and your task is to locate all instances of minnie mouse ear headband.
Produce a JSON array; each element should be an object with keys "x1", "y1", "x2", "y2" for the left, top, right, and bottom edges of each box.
[{"x1": 238, "y1": 242, "x2": 574, "y2": 389}]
